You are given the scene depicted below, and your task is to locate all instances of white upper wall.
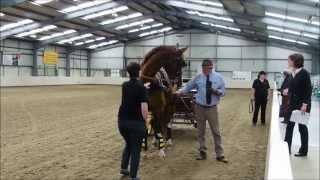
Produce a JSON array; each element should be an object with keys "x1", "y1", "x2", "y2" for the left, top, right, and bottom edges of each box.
[
  {"x1": 88, "y1": 30, "x2": 313, "y2": 80},
  {"x1": 91, "y1": 46, "x2": 124, "y2": 69}
]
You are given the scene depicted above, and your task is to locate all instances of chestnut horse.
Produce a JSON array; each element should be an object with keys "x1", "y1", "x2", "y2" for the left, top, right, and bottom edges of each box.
[{"x1": 140, "y1": 46, "x2": 187, "y2": 157}]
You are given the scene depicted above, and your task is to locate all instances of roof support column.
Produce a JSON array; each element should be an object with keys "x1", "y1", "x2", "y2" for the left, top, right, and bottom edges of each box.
[
  {"x1": 66, "y1": 49, "x2": 71, "y2": 77},
  {"x1": 87, "y1": 50, "x2": 92, "y2": 77},
  {"x1": 32, "y1": 43, "x2": 38, "y2": 76}
]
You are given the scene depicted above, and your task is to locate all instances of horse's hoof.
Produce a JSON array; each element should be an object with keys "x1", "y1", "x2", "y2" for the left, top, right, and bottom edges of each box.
[
  {"x1": 159, "y1": 149, "x2": 166, "y2": 158},
  {"x1": 167, "y1": 139, "x2": 173, "y2": 146}
]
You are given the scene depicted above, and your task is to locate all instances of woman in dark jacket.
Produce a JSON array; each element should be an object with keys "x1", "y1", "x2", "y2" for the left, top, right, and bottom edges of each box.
[
  {"x1": 118, "y1": 62, "x2": 148, "y2": 180},
  {"x1": 251, "y1": 71, "x2": 271, "y2": 126},
  {"x1": 284, "y1": 53, "x2": 312, "y2": 157}
]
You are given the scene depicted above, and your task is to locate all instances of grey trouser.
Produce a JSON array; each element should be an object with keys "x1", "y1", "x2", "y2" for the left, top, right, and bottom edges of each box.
[{"x1": 194, "y1": 104, "x2": 224, "y2": 157}]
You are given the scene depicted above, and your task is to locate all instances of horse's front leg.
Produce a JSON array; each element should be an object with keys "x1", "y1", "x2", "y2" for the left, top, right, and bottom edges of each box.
[{"x1": 152, "y1": 111, "x2": 166, "y2": 158}]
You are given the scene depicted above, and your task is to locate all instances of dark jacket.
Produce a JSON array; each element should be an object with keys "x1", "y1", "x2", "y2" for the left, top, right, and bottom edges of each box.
[
  {"x1": 288, "y1": 68, "x2": 312, "y2": 112},
  {"x1": 280, "y1": 75, "x2": 292, "y2": 96}
]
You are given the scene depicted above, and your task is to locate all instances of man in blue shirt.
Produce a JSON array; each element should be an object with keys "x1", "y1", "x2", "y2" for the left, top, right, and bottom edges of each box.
[{"x1": 177, "y1": 59, "x2": 228, "y2": 163}]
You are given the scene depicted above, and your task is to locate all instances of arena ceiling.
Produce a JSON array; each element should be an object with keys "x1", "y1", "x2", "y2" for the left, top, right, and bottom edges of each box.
[{"x1": 0, "y1": 0, "x2": 319, "y2": 52}]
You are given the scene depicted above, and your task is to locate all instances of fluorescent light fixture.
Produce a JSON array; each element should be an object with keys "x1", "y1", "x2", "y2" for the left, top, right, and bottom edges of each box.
[
  {"x1": 95, "y1": 37, "x2": 106, "y2": 41},
  {"x1": 30, "y1": 34, "x2": 37, "y2": 38},
  {"x1": 38, "y1": 29, "x2": 76, "y2": 41},
  {"x1": 296, "y1": 41, "x2": 309, "y2": 46},
  {"x1": 140, "y1": 26, "x2": 151, "y2": 31},
  {"x1": 267, "y1": 26, "x2": 300, "y2": 35},
  {"x1": 138, "y1": 27, "x2": 172, "y2": 37},
  {"x1": 201, "y1": 22, "x2": 210, "y2": 25},
  {"x1": 128, "y1": 29, "x2": 139, "y2": 33},
  {"x1": 303, "y1": 33, "x2": 318, "y2": 39},
  {"x1": 186, "y1": 10, "x2": 233, "y2": 22},
  {"x1": 284, "y1": 29, "x2": 300, "y2": 35},
  {"x1": 85, "y1": 39, "x2": 95, "y2": 43},
  {"x1": 32, "y1": 0, "x2": 54, "y2": 5},
  {"x1": 267, "y1": 26, "x2": 283, "y2": 32},
  {"x1": 88, "y1": 40, "x2": 119, "y2": 49},
  {"x1": 60, "y1": 0, "x2": 111, "y2": 13},
  {"x1": 57, "y1": 33, "x2": 93, "y2": 44},
  {"x1": 115, "y1": 19, "x2": 154, "y2": 30},
  {"x1": 152, "y1": 23, "x2": 163, "y2": 28},
  {"x1": 74, "y1": 37, "x2": 107, "y2": 46},
  {"x1": 75, "y1": 42, "x2": 84, "y2": 46},
  {"x1": 268, "y1": 35, "x2": 309, "y2": 46},
  {"x1": 0, "y1": 13, "x2": 5, "y2": 17},
  {"x1": 128, "y1": 23, "x2": 164, "y2": 33},
  {"x1": 267, "y1": 25, "x2": 318, "y2": 39},
  {"x1": 188, "y1": 0, "x2": 223, "y2": 7},
  {"x1": 15, "y1": 25, "x2": 57, "y2": 37},
  {"x1": 266, "y1": 12, "x2": 308, "y2": 24},
  {"x1": 0, "y1": 19, "x2": 34, "y2": 31},
  {"x1": 282, "y1": 37, "x2": 296, "y2": 43},
  {"x1": 201, "y1": 21, "x2": 241, "y2": 32},
  {"x1": 311, "y1": 21, "x2": 320, "y2": 26},
  {"x1": 100, "y1": 12, "x2": 142, "y2": 25},
  {"x1": 82, "y1": 6, "x2": 128, "y2": 20}
]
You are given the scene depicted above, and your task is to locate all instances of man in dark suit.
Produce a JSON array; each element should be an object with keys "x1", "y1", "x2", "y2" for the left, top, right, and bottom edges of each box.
[{"x1": 284, "y1": 53, "x2": 312, "y2": 157}]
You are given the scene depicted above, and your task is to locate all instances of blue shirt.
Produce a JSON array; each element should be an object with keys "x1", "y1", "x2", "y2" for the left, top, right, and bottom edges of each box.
[{"x1": 180, "y1": 72, "x2": 226, "y2": 106}]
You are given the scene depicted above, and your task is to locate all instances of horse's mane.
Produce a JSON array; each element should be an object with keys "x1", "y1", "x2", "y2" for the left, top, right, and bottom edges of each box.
[{"x1": 141, "y1": 46, "x2": 175, "y2": 66}]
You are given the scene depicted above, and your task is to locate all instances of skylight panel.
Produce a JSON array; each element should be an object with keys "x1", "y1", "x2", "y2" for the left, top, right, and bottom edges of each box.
[
  {"x1": 82, "y1": 6, "x2": 128, "y2": 20},
  {"x1": 115, "y1": 19, "x2": 154, "y2": 30},
  {"x1": 266, "y1": 12, "x2": 309, "y2": 24},
  {"x1": 38, "y1": 29, "x2": 76, "y2": 41},
  {"x1": 15, "y1": 25, "x2": 57, "y2": 37},
  {"x1": 60, "y1": 0, "x2": 111, "y2": 13},
  {"x1": 201, "y1": 21, "x2": 241, "y2": 32},
  {"x1": 57, "y1": 33, "x2": 93, "y2": 44},
  {"x1": 186, "y1": 10, "x2": 233, "y2": 22},
  {"x1": 188, "y1": 0, "x2": 223, "y2": 7},
  {"x1": 268, "y1": 35, "x2": 309, "y2": 46},
  {"x1": 138, "y1": 27, "x2": 172, "y2": 37},
  {"x1": 0, "y1": 19, "x2": 34, "y2": 32},
  {"x1": 100, "y1": 13, "x2": 142, "y2": 25},
  {"x1": 87, "y1": 40, "x2": 119, "y2": 49}
]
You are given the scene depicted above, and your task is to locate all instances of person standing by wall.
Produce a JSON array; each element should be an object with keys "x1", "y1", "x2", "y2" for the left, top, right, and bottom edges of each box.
[
  {"x1": 284, "y1": 54, "x2": 312, "y2": 157},
  {"x1": 251, "y1": 71, "x2": 271, "y2": 126},
  {"x1": 177, "y1": 59, "x2": 228, "y2": 163},
  {"x1": 118, "y1": 62, "x2": 148, "y2": 180},
  {"x1": 279, "y1": 69, "x2": 292, "y2": 123}
]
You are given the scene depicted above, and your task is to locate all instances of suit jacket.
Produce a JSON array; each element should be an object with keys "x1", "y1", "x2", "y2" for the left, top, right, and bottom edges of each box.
[{"x1": 288, "y1": 68, "x2": 312, "y2": 112}]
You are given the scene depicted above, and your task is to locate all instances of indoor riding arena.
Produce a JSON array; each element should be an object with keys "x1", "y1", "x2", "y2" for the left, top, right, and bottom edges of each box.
[{"x1": 0, "y1": 1, "x2": 319, "y2": 180}]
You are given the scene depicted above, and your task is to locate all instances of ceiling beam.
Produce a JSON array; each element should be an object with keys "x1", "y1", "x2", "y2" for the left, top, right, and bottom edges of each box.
[{"x1": 0, "y1": 0, "x2": 28, "y2": 8}]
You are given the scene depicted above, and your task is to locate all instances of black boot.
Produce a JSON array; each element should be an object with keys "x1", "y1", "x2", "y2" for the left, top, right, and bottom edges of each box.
[{"x1": 196, "y1": 150, "x2": 207, "y2": 160}]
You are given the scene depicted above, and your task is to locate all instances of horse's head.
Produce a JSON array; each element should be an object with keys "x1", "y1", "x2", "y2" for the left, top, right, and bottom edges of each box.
[{"x1": 163, "y1": 47, "x2": 188, "y2": 83}]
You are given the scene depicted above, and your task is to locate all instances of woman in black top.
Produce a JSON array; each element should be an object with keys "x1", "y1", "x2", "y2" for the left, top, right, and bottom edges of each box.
[
  {"x1": 118, "y1": 62, "x2": 148, "y2": 180},
  {"x1": 284, "y1": 54, "x2": 312, "y2": 157},
  {"x1": 251, "y1": 71, "x2": 270, "y2": 126}
]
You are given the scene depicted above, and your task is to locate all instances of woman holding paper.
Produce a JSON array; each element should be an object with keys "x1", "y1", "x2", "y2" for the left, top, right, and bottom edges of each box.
[{"x1": 284, "y1": 53, "x2": 312, "y2": 157}]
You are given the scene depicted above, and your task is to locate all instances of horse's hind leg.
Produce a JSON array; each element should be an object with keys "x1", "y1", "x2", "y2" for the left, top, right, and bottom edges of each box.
[
  {"x1": 142, "y1": 129, "x2": 148, "y2": 151},
  {"x1": 166, "y1": 126, "x2": 173, "y2": 146}
]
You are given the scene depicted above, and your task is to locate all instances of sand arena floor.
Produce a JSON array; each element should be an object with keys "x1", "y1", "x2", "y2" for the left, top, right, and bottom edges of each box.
[{"x1": 1, "y1": 85, "x2": 271, "y2": 180}]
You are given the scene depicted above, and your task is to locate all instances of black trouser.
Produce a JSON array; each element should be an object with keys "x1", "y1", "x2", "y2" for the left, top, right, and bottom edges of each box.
[
  {"x1": 252, "y1": 98, "x2": 267, "y2": 124},
  {"x1": 284, "y1": 110, "x2": 309, "y2": 155},
  {"x1": 118, "y1": 120, "x2": 146, "y2": 178}
]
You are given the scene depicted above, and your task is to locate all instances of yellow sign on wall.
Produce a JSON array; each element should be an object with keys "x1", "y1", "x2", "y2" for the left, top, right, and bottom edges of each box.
[{"x1": 43, "y1": 51, "x2": 58, "y2": 65}]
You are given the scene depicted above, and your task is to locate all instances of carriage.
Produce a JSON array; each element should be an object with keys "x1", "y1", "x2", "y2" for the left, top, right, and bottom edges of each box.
[{"x1": 171, "y1": 89, "x2": 197, "y2": 128}]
